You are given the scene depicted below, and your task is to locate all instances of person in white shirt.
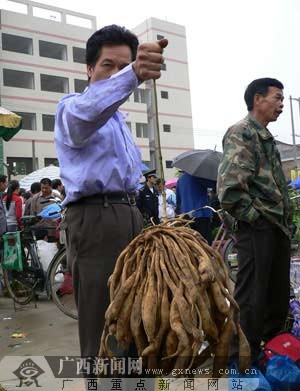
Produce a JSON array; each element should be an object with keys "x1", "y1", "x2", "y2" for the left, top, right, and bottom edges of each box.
[{"x1": 156, "y1": 178, "x2": 176, "y2": 220}]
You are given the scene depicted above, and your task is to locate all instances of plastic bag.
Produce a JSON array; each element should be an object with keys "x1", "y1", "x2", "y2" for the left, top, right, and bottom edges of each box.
[
  {"x1": 228, "y1": 362, "x2": 271, "y2": 391},
  {"x1": 36, "y1": 240, "x2": 58, "y2": 272},
  {"x1": 265, "y1": 355, "x2": 300, "y2": 390},
  {"x1": 2, "y1": 231, "x2": 22, "y2": 271},
  {"x1": 290, "y1": 299, "x2": 300, "y2": 338}
]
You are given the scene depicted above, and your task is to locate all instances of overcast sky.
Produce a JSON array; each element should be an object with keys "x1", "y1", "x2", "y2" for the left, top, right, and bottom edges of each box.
[{"x1": 13, "y1": 0, "x2": 300, "y2": 150}]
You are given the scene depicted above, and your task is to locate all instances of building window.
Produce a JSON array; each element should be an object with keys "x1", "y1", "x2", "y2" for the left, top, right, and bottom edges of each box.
[
  {"x1": 7, "y1": 157, "x2": 36, "y2": 176},
  {"x1": 3, "y1": 69, "x2": 35, "y2": 89},
  {"x1": 66, "y1": 14, "x2": 92, "y2": 29},
  {"x1": 136, "y1": 123, "x2": 148, "y2": 138},
  {"x1": 166, "y1": 160, "x2": 173, "y2": 168},
  {"x1": 14, "y1": 112, "x2": 36, "y2": 130},
  {"x1": 1, "y1": 1, "x2": 28, "y2": 14},
  {"x1": 44, "y1": 158, "x2": 59, "y2": 166},
  {"x1": 161, "y1": 63, "x2": 167, "y2": 71},
  {"x1": 161, "y1": 91, "x2": 169, "y2": 99},
  {"x1": 157, "y1": 34, "x2": 164, "y2": 40},
  {"x1": 73, "y1": 47, "x2": 86, "y2": 64},
  {"x1": 163, "y1": 124, "x2": 171, "y2": 133},
  {"x1": 40, "y1": 74, "x2": 69, "y2": 93},
  {"x1": 42, "y1": 114, "x2": 55, "y2": 132},
  {"x1": 33, "y1": 6, "x2": 61, "y2": 22},
  {"x1": 74, "y1": 79, "x2": 88, "y2": 93},
  {"x1": 39, "y1": 40, "x2": 67, "y2": 60},
  {"x1": 2, "y1": 33, "x2": 33, "y2": 55},
  {"x1": 133, "y1": 88, "x2": 147, "y2": 103},
  {"x1": 126, "y1": 122, "x2": 132, "y2": 132}
]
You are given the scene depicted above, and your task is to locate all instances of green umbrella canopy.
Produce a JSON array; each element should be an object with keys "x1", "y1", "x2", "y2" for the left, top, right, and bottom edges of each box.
[{"x1": 0, "y1": 107, "x2": 22, "y2": 141}]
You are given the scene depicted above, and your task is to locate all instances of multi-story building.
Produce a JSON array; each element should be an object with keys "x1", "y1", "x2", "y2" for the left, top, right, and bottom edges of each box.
[{"x1": 1, "y1": 0, "x2": 194, "y2": 179}]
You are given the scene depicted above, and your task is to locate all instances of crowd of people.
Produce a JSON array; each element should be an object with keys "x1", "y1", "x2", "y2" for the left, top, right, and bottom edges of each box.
[{"x1": 0, "y1": 176, "x2": 64, "y2": 240}]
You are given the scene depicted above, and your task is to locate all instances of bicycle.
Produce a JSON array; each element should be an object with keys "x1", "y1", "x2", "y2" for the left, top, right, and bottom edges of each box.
[
  {"x1": 210, "y1": 207, "x2": 238, "y2": 282},
  {"x1": 180, "y1": 205, "x2": 238, "y2": 281},
  {"x1": 1, "y1": 205, "x2": 77, "y2": 320}
]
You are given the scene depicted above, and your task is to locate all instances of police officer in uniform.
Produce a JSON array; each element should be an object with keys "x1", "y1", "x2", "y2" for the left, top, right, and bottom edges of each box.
[{"x1": 137, "y1": 169, "x2": 160, "y2": 225}]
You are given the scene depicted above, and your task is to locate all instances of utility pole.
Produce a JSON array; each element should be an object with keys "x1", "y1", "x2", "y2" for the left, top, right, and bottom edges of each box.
[{"x1": 32, "y1": 140, "x2": 37, "y2": 171}]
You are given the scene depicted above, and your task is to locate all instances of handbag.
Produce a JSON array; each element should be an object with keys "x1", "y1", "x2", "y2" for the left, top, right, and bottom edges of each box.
[{"x1": 2, "y1": 231, "x2": 23, "y2": 271}]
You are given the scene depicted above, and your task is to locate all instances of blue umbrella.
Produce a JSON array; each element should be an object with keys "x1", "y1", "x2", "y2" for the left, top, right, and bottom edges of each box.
[{"x1": 289, "y1": 177, "x2": 300, "y2": 190}]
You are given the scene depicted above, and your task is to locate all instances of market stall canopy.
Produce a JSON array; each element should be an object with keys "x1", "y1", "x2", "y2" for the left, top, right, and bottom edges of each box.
[
  {"x1": 172, "y1": 149, "x2": 222, "y2": 181},
  {"x1": 0, "y1": 107, "x2": 22, "y2": 141},
  {"x1": 19, "y1": 165, "x2": 60, "y2": 191}
]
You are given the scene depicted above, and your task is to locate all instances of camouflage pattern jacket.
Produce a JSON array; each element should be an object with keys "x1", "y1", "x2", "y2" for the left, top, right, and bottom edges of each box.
[{"x1": 217, "y1": 113, "x2": 292, "y2": 237}]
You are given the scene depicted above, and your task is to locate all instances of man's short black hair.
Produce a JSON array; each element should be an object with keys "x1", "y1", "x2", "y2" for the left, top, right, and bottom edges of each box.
[
  {"x1": 40, "y1": 177, "x2": 52, "y2": 186},
  {"x1": 30, "y1": 181, "x2": 41, "y2": 194},
  {"x1": 0, "y1": 175, "x2": 7, "y2": 184},
  {"x1": 86, "y1": 24, "x2": 139, "y2": 68},
  {"x1": 52, "y1": 178, "x2": 62, "y2": 189},
  {"x1": 244, "y1": 78, "x2": 284, "y2": 111}
]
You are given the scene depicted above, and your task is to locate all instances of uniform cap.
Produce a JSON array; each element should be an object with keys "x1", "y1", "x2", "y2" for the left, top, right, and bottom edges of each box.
[{"x1": 144, "y1": 169, "x2": 157, "y2": 179}]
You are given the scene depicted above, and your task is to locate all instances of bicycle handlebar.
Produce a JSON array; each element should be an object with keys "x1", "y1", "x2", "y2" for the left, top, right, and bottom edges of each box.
[
  {"x1": 180, "y1": 206, "x2": 235, "y2": 229},
  {"x1": 181, "y1": 205, "x2": 221, "y2": 218}
]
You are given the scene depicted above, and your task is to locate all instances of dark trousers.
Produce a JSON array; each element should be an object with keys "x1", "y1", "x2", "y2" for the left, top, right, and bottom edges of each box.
[
  {"x1": 232, "y1": 217, "x2": 290, "y2": 362},
  {"x1": 65, "y1": 200, "x2": 143, "y2": 359},
  {"x1": 190, "y1": 217, "x2": 212, "y2": 245}
]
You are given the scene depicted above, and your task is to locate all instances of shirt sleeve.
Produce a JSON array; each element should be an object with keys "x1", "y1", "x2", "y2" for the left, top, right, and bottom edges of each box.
[
  {"x1": 30, "y1": 196, "x2": 37, "y2": 216},
  {"x1": 217, "y1": 126, "x2": 260, "y2": 224},
  {"x1": 55, "y1": 64, "x2": 139, "y2": 148}
]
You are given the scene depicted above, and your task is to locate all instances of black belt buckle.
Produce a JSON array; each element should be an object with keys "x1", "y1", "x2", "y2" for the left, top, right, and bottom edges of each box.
[{"x1": 127, "y1": 194, "x2": 136, "y2": 206}]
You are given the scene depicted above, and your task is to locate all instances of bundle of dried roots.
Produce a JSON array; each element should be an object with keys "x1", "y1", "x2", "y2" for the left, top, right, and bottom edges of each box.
[{"x1": 99, "y1": 218, "x2": 250, "y2": 377}]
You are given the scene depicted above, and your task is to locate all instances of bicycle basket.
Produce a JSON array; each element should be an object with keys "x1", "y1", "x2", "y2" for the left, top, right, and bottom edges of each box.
[{"x1": 2, "y1": 231, "x2": 23, "y2": 271}]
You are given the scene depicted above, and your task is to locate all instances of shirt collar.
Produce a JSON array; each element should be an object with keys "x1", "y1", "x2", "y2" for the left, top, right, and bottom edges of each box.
[{"x1": 247, "y1": 113, "x2": 274, "y2": 141}]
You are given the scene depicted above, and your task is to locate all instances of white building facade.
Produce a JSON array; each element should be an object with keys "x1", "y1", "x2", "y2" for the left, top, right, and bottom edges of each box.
[{"x1": 0, "y1": 0, "x2": 194, "y2": 179}]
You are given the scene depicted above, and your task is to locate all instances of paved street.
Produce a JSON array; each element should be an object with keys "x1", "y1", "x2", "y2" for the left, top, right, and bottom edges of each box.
[
  {"x1": 0, "y1": 296, "x2": 87, "y2": 390},
  {"x1": 0, "y1": 297, "x2": 225, "y2": 391},
  {"x1": 0, "y1": 296, "x2": 79, "y2": 356}
]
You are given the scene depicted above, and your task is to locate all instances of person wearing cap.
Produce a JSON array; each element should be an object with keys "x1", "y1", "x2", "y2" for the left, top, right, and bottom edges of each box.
[
  {"x1": 137, "y1": 169, "x2": 160, "y2": 225},
  {"x1": 54, "y1": 24, "x2": 168, "y2": 368}
]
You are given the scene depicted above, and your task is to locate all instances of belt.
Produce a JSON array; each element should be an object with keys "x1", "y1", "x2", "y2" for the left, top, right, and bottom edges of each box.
[{"x1": 69, "y1": 193, "x2": 136, "y2": 207}]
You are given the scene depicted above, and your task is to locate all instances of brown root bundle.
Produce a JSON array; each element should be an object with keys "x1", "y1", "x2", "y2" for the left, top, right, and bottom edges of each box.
[{"x1": 99, "y1": 219, "x2": 250, "y2": 376}]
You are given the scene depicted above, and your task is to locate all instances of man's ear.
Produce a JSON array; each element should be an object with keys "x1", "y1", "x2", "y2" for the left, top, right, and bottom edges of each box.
[
  {"x1": 87, "y1": 64, "x2": 93, "y2": 79},
  {"x1": 253, "y1": 93, "x2": 262, "y2": 107}
]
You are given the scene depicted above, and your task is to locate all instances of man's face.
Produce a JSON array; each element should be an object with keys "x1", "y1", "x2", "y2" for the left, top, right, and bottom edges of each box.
[
  {"x1": 157, "y1": 182, "x2": 164, "y2": 193},
  {"x1": 41, "y1": 184, "x2": 52, "y2": 197},
  {"x1": 148, "y1": 175, "x2": 157, "y2": 187},
  {"x1": 87, "y1": 45, "x2": 132, "y2": 83},
  {"x1": 0, "y1": 180, "x2": 7, "y2": 192},
  {"x1": 255, "y1": 87, "x2": 284, "y2": 124}
]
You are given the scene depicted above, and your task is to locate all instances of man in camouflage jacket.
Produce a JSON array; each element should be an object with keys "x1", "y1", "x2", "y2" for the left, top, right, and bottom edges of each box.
[{"x1": 217, "y1": 78, "x2": 292, "y2": 364}]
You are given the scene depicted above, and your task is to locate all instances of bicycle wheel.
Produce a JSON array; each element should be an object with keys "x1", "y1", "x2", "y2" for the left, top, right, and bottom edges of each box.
[
  {"x1": 48, "y1": 249, "x2": 78, "y2": 320},
  {"x1": 223, "y1": 237, "x2": 238, "y2": 282},
  {"x1": 2, "y1": 243, "x2": 39, "y2": 305}
]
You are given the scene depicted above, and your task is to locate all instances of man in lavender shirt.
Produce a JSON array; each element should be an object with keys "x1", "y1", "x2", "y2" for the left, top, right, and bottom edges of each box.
[{"x1": 54, "y1": 24, "x2": 168, "y2": 371}]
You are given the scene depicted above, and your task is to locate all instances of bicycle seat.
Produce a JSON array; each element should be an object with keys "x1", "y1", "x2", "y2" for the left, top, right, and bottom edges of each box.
[{"x1": 20, "y1": 215, "x2": 41, "y2": 227}]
